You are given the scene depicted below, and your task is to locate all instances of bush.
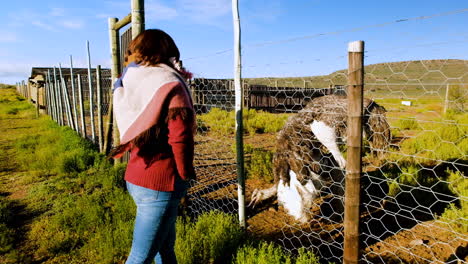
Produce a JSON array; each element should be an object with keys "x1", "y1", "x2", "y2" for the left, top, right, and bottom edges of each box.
[
  {"x1": 396, "y1": 117, "x2": 419, "y2": 130},
  {"x1": 439, "y1": 170, "x2": 468, "y2": 233},
  {"x1": 198, "y1": 108, "x2": 234, "y2": 134},
  {"x1": 175, "y1": 211, "x2": 243, "y2": 264},
  {"x1": 198, "y1": 108, "x2": 289, "y2": 135},
  {"x1": 248, "y1": 149, "x2": 274, "y2": 183},
  {"x1": 399, "y1": 119, "x2": 465, "y2": 162},
  {"x1": 447, "y1": 84, "x2": 467, "y2": 113},
  {"x1": 233, "y1": 241, "x2": 319, "y2": 264}
]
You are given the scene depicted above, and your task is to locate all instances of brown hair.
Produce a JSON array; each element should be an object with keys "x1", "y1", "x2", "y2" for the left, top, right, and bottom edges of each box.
[{"x1": 125, "y1": 29, "x2": 180, "y2": 67}]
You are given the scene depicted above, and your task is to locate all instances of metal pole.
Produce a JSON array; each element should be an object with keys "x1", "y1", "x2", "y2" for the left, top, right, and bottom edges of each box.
[
  {"x1": 344, "y1": 40, "x2": 365, "y2": 264},
  {"x1": 77, "y1": 74, "x2": 87, "y2": 138},
  {"x1": 96, "y1": 65, "x2": 104, "y2": 152},
  {"x1": 87, "y1": 41, "x2": 96, "y2": 143},
  {"x1": 131, "y1": 0, "x2": 145, "y2": 39},
  {"x1": 232, "y1": 0, "x2": 245, "y2": 229},
  {"x1": 70, "y1": 55, "x2": 79, "y2": 131},
  {"x1": 59, "y1": 64, "x2": 75, "y2": 130}
]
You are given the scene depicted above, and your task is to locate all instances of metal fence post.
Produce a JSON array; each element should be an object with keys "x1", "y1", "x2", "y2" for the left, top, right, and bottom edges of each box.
[
  {"x1": 344, "y1": 40, "x2": 365, "y2": 264},
  {"x1": 232, "y1": 0, "x2": 245, "y2": 229}
]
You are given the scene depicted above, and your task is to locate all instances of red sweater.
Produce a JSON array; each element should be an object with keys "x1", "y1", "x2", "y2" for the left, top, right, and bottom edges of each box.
[{"x1": 124, "y1": 96, "x2": 195, "y2": 192}]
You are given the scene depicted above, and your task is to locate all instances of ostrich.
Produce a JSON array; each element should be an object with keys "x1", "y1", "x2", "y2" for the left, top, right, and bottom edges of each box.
[{"x1": 249, "y1": 94, "x2": 391, "y2": 223}]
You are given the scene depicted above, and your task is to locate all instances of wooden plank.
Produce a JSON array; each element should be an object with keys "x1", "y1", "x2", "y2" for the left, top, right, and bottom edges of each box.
[{"x1": 113, "y1": 14, "x2": 131, "y2": 31}]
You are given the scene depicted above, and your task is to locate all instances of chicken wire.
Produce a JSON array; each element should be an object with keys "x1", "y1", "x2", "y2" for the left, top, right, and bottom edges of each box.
[{"x1": 361, "y1": 59, "x2": 467, "y2": 263}]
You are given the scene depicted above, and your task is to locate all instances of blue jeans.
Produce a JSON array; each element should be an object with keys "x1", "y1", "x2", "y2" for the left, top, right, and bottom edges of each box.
[{"x1": 125, "y1": 180, "x2": 187, "y2": 264}]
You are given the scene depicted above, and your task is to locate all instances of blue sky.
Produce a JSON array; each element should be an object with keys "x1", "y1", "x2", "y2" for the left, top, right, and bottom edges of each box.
[{"x1": 0, "y1": 0, "x2": 467, "y2": 84}]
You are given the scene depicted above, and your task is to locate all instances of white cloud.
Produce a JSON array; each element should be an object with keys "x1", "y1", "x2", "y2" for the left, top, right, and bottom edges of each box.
[
  {"x1": 8, "y1": 8, "x2": 85, "y2": 32},
  {"x1": 177, "y1": 0, "x2": 231, "y2": 21},
  {"x1": 32, "y1": 20, "x2": 58, "y2": 32},
  {"x1": 60, "y1": 20, "x2": 85, "y2": 29},
  {"x1": 0, "y1": 62, "x2": 33, "y2": 79},
  {"x1": 99, "y1": 0, "x2": 231, "y2": 25},
  {"x1": 146, "y1": 1, "x2": 179, "y2": 21},
  {"x1": 50, "y1": 7, "x2": 66, "y2": 17},
  {"x1": 0, "y1": 32, "x2": 19, "y2": 43}
]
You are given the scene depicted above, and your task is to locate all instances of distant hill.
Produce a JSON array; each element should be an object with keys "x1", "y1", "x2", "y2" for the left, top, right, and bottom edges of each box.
[
  {"x1": 0, "y1": 84, "x2": 16, "y2": 89},
  {"x1": 244, "y1": 59, "x2": 468, "y2": 90}
]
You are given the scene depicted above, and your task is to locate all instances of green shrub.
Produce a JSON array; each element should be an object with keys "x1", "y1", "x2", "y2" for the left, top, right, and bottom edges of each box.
[
  {"x1": 294, "y1": 247, "x2": 321, "y2": 264},
  {"x1": 248, "y1": 149, "x2": 274, "y2": 183},
  {"x1": 175, "y1": 211, "x2": 243, "y2": 264},
  {"x1": 198, "y1": 108, "x2": 289, "y2": 135},
  {"x1": 396, "y1": 117, "x2": 419, "y2": 130},
  {"x1": 399, "y1": 120, "x2": 465, "y2": 162},
  {"x1": 439, "y1": 170, "x2": 468, "y2": 233},
  {"x1": 244, "y1": 109, "x2": 289, "y2": 135},
  {"x1": 233, "y1": 242, "x2": 319, "y2": 264},
  {"x1": 198, "y1": 108, "x2": 234, "y2": 134}
]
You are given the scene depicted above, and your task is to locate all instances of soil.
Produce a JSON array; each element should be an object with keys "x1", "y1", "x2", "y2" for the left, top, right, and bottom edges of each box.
[{"x1": 191, "y1": 132, "x2": 468, "y2": 264}]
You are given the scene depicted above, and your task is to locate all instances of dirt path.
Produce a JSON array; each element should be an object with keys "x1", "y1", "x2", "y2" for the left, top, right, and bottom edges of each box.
[{"x1": 0, "y1": 110, "x2": 40, "y2": 263}]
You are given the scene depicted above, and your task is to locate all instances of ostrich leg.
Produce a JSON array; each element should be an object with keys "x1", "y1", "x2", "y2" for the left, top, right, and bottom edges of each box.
[{"x1": 248, "y1": 183, "x2": 278, "y2": 208}]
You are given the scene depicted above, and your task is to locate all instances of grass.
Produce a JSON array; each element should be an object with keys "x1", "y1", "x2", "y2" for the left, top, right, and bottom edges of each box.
[
  {"x1": 0, "y1": 87, "x2": 324, "y2": 263},
  {"x1": 0, "y1": 197, "x2": 15, "y2": 255}
]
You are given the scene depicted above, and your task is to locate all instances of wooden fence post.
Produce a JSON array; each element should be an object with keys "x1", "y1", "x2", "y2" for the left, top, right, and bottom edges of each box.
[
  {"x1": 47, "y1": 70, "x2": 56, "y2": 122},
  {"x1": 53, "y1": 67, "x2": 64, "y2": 126},
  {"x1": 344, "y1": 40, "x2": 365, "y2": 264},
  {"x1": 77, "y1": 74, "x2": 87, "y2": 138},
  {"x1": 36, "y1": 82, "x2": 40, "y2": 118},
  {"x1": 131, "y1": 0, "x2": 145, "y2": 39},
  {"x1": 87, "y1": 41, "x2": 96, "y2": 143},
  {"x1": 106, "y1": 17, "x2": 121, "y2": 159},
  {"x1": 96, "y1": 65, "x2": 104, "y2": 152},
  {"x1": 444, "y1": 84, "x2": 450, "y2": 115},
  {"x1": 59, "y1": 64, "x2": 75, "y2": 130},
  {"x1": 70, "y1": 55, "x2": 79, "y2": 131}
]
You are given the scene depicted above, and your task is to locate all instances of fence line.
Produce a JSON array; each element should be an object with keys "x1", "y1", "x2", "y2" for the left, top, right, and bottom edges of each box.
[{"x1": 13, "y1": 2, "x2": 467, "y2": 263}]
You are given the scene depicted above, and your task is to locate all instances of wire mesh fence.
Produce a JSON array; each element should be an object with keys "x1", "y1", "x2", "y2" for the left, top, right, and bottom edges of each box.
[
  {"x1": 14, "y1": 4, "x2": 468, "y2": 264},
  {"x1": 360, "y1": 59, "x2": 467, "y2": 263}
]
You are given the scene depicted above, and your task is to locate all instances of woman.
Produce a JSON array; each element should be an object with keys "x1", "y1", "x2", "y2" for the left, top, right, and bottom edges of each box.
[{"x1": 112, "y1": 29, "x2": 195, "y2": 264}]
